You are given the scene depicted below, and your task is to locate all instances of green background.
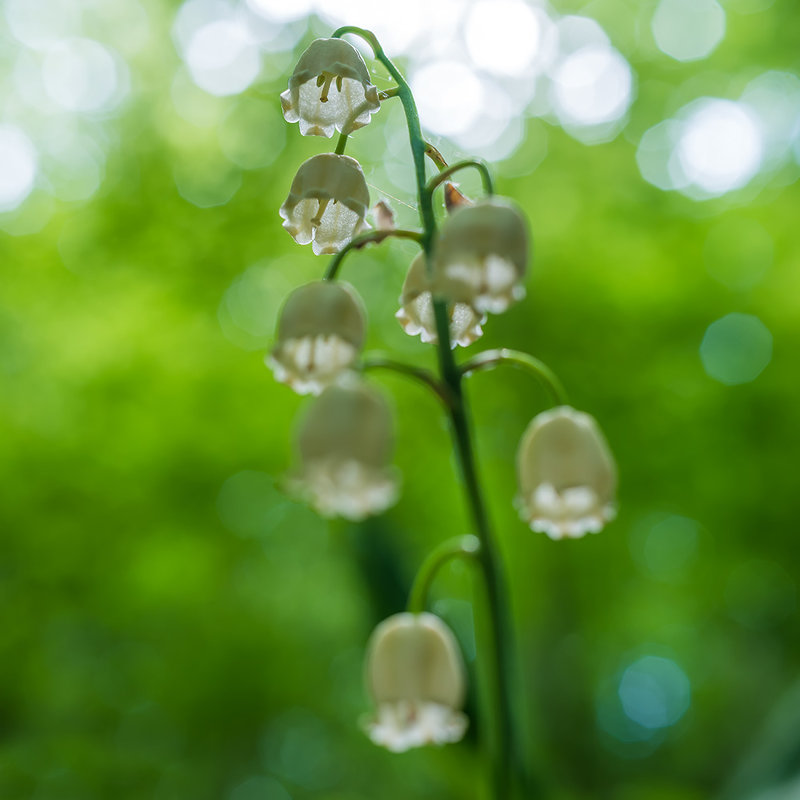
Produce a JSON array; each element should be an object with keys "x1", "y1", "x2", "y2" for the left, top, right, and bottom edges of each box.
[{"x1": 1, "y1": 1, "x2": 799, "y2": 798}]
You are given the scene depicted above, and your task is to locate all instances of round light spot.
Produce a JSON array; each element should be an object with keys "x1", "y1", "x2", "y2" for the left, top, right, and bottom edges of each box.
[
  {"x1": 700, "y1": 313, "x2": 772, "y2": 385},
  {"x1": 465, "y1": 0, "x2": 542, "y2": 76},
  {"x1": 218, "y1": 261, "x2": 293, "y2": 350},
  {"x1": 740, "y1": 71, "x2": 800, "y2": 166},
  {"x1": 636, "y1": 120, "x2": 686, "y2": 191},
  {"x1": 618, "y1": 656, "x2": 691, "y2": 729},
  {"x1": 643, "y1": 516, "x2": 699, "y2": 580},
  {"x1": 556, "y1": 15, "x2": 610, "y2": 53},
  {"x1": 4, "y1": 0, "x2": 81, "y2": 50},
  {"x1": 315, "y1": 0, "x2": 428, "y2": 53},
  {"x1": 218, "y1": 97, "x2": 285, "y2": 170},
  {"x1": 551, "y1": 44, "x2": 634, "y2": 128},
  {"x1": 245, "y1": 0, "x2": 313, "y2": 22},
  {"x1": 452, "y1": 80, "x2": 524, "y2": 161},
  {"x1": 260, "y1": 709, "x2": 344, "y2": 791},
  {"x1": 0, "y1": 125, "x2": 37, "y2": 212},
  {"x1": 173, "y1": 158, "x2": 241, "y2": 208},
  {"x1": 652, "y1": 0, "x2": 726, "y2": 62},
  {"x1": 42, "y1": 38, "x2": 123, "y2": 113},
  {"x1": 43, "y1": 134, "x2": 105, "y2": 203},
  {"x1": 172, "y1": 0, "x2": 232, "y2": 55},
  {"x1": 704, "y1": 218, "x2": 773, "y2": 290},
  {"x1": 411, "y1": 60, "x2": 483, "y2": 137},
  {"x1": 676, "y1": 99, "x2": 762, "y2": 195},
  {"x1": 185, "y1": 20, "x2": 261, "y2": 96}
]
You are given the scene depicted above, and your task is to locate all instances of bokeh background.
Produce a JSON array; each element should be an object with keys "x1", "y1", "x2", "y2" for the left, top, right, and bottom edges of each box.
[{"x1": 1, "y1": 0, "x2": 799, "y2": 798}]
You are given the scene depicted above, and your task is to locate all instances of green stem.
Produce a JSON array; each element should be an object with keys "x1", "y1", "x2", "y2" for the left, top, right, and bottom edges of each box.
[
  {"x1": 426, "y1": 159, "x2": 495, "y2": 197},
  {"x1": 335, "y1": 25, "x2": 529, "y2": 800},
  {"x1": 324, "y1": 229, "x2": 423, "y2": 281},
  {"x1": 361, "y1": 355, "x2": 452, "y2": 408},
  {"x1": 334, "y1": 132, "x2": 348, "y2": 155},
  {"x1": 460, "y1": 348, "x2": 569, "y2": 407},
  {"x1": 408, "y1": 535, "x2": 481, "y2": 614}
]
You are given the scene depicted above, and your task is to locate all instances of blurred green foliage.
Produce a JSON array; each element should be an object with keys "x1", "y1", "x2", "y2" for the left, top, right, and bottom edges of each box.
[{"x1": 1, "y1": 1, "x2": 799, "y2": 799}]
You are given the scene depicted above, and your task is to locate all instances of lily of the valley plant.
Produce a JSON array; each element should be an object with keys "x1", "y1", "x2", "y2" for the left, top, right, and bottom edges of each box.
[{"x1": 269, "y1": 30, "x2": 617, "y2": 799}]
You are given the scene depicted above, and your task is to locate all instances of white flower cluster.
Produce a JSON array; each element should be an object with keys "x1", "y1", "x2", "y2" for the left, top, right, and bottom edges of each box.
[{"x1": 268, "y1": 33, "x2": 619, "y2": 762}]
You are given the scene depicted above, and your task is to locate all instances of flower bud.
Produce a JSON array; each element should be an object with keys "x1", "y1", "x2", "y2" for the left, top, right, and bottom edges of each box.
[
  {"x1": 269, "y1": 281, "x2": 366, "y2": 395},
  {"x1": 433, "y1": 197, "x2": 529, "y2": 314},
  {"x1": 280, "y1": 153, "x2": 370, "y2": 255},
  {"x1": 291, "y1": 379, "x2": 398, "y2": 520},
  {"x1": 395, "y1": 254, "x2": 485, "y2": 348},
  {"x1": 280, "y1": 38, "x2": 381, "y2": 138},
  {"x1": 363, "y1": 612, "x2": 468, "y2": 752},
  {"x1": 516, "y1": 406, "x2": 617, "y2": 540}
]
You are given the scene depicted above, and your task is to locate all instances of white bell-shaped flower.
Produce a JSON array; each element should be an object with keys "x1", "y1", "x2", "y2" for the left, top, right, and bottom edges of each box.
[
  {"x1": 516, "y1": 406, "x2": 617, "y2": 540},
  {"x1": 364, "y1": 612, "x2": 468, "y2": 753},
  {"x1": 280, "y1": 153, "x2": 370, "y2": 255},
  {"x1": 433, "y1": 197, "x2": 529, "y2": 314},
  {"x1": 269, "y1": 281, "x2": 366, "y2": 395},
  {"x1": 291, "y1": 379, "x2": 398, "y2": 520},
  {"x1": 395, "y1": 254, "x2": 485, "y2": 348},
  {"x1": 281, "y1": 38, "x2": 381, "y2": 138}
]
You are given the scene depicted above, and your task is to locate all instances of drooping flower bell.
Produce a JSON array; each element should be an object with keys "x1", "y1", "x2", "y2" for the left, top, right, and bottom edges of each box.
[
  {"x1": 290, "y1": 379, "x2": 398, "y2": 520},
  {"x1": 280, "y1": 38, "x2": 381, "y2": 138},
  {"x1": 269, "y1": 280, "x2": 366, "y2": 395},
  {"x1": 516, "y1": 406, "x2": 617, "y2": 540},
  {"x1": 280, "y1": 153, "x2": 370, "y2": 255},
  {"x1": 363, "y1": 612, "x2": 468, "y2": 753},
  {"x1": 433, "y1": 197, "x2": 529, "y2": 314},
  {"x1": 395, "y1": 253, "x2": 485, "y2": 348}
]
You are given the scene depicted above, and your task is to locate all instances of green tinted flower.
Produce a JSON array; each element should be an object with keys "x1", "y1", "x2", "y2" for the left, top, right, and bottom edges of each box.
[
  {"x1": 516, "y1": 406, "x2": 617, "y2": 539},
  {"x1": 433, "y1": 197, "x2": 529, "y2": 314},
  {"x1": 363, "y1": 612, "x2": 468, "y2": 752},
  {"x1": 269, "y1": 281, "x2": 366, "y2": 395}
]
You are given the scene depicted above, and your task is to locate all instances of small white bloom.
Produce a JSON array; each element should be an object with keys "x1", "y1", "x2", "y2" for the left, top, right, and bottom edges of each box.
[
  {"x1": 516, "y1": 406, "x2": 617, "y2": 540},
  {"x1": 280, "y1": 38, "x2": 381, "y2": 138},
  {"x1": 290, "y1": 379, "x2": 398, "y2": 520},
  {"x1": 280, "y1": 153, "x2": 370, "y2": 255},
  {"x1": 395, "y1": 253, "x2": 485, "y2": 347},
  {"x1": 364, "y1": 612, "x2": 468, "y2": 753},
  {"x1": 269, "y1": 281, "x2": 366, "y2": 395},
  {"x1": 433, "y1": 197, "x2": 529, "y2": 314}
]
